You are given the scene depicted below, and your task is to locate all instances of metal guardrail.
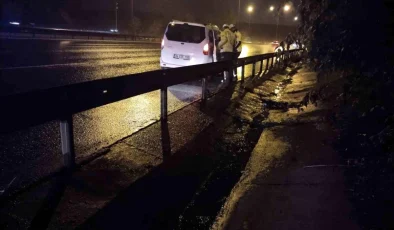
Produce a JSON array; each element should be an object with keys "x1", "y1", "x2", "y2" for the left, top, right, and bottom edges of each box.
[
  {"x1": 0, "y1": 25, "x2": 159, "y2": 41},
  {"x1": 0, "y1": 49, "x2": 302, "y2": 170}
]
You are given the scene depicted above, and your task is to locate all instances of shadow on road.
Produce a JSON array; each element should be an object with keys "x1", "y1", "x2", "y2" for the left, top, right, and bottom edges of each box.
[
  {"x1": 28, "y1": 170, "x2": 72, "y2": 230},
  {"x1": 77, "y1": 84, "x2": 237, "y2": 230},
  {"x1": 161, "y1": 120, "x2": 171, "y2": 161},
  {"x1": 168, "y1": 74, "x2": 225, "y2": 103},
  {"x1": 168, "y1": 82, "x2": 202, "y2": 103},
  {"x1": 78, "y1": 126, "x2": 217, "y2": 230}
]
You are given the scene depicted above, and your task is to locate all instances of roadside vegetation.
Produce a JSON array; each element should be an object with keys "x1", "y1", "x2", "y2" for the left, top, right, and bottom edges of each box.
[{"x1": 298, "y1": 0, "x2": 394, "y2": 228}]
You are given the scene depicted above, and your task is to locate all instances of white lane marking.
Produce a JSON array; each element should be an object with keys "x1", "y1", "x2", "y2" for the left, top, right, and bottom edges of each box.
[
  {"x1": 0, "y1": 56, "x2": 159, "y2": 70},
  {"x1": 0, "y1": 63, "x2": 85, "y2": 70},
  {"x1": 0, "y1": 35, "x2": 160, "y2": 44}
]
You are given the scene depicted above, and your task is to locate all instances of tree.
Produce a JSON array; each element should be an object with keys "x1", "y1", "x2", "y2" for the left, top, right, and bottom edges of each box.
[
  {"x1": 297, "y1": 1, "x2": 394, "y2": 229},
  {"x1": 129, "y1": 16, "x2": 142, "y2": 35},
  {"x1": 146, "y1": 20, "x2": 166, "y2": 36}
]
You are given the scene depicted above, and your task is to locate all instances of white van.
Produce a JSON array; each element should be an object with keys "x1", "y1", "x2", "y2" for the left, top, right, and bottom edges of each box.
[{"x1": 160, "y1": 21, "x2": 221, "y2": 69}]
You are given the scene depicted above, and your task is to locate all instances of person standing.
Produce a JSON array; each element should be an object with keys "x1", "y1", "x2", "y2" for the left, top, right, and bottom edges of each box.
[
  {"x1": 275, "y1": 41, "x2": 285, "y2": 64},
  {"x1": 230, "y1": 24, "x2": 242, "y2": 80},
  {"x1": 230, "y1": 24, "x2": 242, "y2": 59},
  {"x1": 218, "y1": 24, "x2": 236, "y2": 83}
]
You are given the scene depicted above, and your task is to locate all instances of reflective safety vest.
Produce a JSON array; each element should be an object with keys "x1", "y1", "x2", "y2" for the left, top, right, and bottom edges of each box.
[
  {"x1": 218, "y1": 28, "x2": 236, "y2": 53},
  {"x1": 275, "y1": 46, "x2": 284, "y2": 53}
]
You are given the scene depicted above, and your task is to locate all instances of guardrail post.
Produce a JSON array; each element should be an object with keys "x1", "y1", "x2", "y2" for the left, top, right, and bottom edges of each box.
[
  {"x1": 266, "y1": 58, "x2": 270, "y2": 71},
  {"x1": 252, "y1": 62, "x2": 256, "y2": 77},
  {"x1": 241, "y1": 62, "x2": 245, "y2": 82},
  {"x1": 271, "y1": 57, "x2": 274, "y2": 69},
  {"x1": 201, "y1": 78, "x2": 207, "y2": 103},
  {"x1": 259, "y1": 60, "x2": 263, "y2": 75},
  {"x1": 60, "y1": 115, "x2": 75, "y2": 169},
  {"x1": 161, "y1": 87, "x2": 168, "y2": 120}
]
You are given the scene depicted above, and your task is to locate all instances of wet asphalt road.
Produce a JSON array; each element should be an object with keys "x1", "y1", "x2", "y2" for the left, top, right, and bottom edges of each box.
[{"x1": 0, "y1": 38, "x2": 273, "y2": 188}]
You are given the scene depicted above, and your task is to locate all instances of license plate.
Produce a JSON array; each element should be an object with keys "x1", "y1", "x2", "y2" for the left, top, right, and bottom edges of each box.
[{"x1": 173, "y1": 54, "x2": 190, "y2": 60}]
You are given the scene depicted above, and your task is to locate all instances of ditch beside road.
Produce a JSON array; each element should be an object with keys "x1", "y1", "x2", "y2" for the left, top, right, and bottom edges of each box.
[{"x1": 212, "y1": 67, "x2": 359, "y2": 230}]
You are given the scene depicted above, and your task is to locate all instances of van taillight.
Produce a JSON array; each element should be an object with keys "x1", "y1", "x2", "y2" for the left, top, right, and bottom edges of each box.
[
  {"x1": 161, "y1": 39, "x2": 164, "y2": 49},
  {"x1": 203, "y1": 43, "x2": 209, "y2": 55}
]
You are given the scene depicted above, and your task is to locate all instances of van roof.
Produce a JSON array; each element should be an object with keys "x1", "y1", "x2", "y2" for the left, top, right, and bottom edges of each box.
[
  {"x1": 169, "y1": 20, "x2": 221, "y2": 32},
  {"x1": 170, "y1": 20, "x2": 206, "y2": 28},
  {"x1": 206, "y1": 24, "x2": 221, "y2": 31}
]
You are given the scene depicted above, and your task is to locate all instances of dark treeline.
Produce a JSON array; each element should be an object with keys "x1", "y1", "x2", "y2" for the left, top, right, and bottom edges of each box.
[{"x1": 297, "y1": 0, "x2": 394, "y2": 229}]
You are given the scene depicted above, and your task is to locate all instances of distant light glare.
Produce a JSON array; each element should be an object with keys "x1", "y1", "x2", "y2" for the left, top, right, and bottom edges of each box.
[
  {"x1": 269, "y1": 6, "x2": 275, "y2": 11},
  {"x1": 60, "y1": 41, "x2": 71, "y2": 46},
  {"x1": 284, "y1": 5, "x2": 290, "y2": 12},
  {"x1": 9, "y1": 22, "x2": 20, "y2": 25},
  {"x1": 240, "y1": 45, "x2": 249, "y2": 57},
  {"x1": 247, "y1": 6, "x2": 254, "y2": 13},
  {"x1": 294, "y1": 16, "x2": 298, "y2": 21}
]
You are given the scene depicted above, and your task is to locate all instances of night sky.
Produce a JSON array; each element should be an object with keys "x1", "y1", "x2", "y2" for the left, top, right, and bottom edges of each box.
[
  {"x1": 1, "y1": 0, "x2": 300, "y2": 27},
  {"x1": 138, "y1": 0, "x2": 301, "y2": 25}
]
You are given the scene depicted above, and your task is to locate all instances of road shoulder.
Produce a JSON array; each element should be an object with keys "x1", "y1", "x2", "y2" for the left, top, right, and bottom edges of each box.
[{"x1": 213, "y1": 67, "x2": 360, "y2": 230}]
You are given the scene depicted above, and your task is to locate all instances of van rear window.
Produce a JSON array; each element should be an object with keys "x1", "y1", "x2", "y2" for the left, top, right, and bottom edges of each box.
[{"x1": 166, "y1": 24, "x2": 205, "y2": 43}]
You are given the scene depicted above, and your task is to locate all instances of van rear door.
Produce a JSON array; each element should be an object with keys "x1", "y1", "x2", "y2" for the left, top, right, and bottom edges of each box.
[{"x1": 161, "y1": 23, "x2": 208, "y2": 66}]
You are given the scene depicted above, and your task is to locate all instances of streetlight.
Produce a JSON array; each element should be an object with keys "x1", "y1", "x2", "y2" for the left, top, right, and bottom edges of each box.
[
  {"x1": 131, "y1": 0, "x2": 134, "y2": 20},
  {"x1": 115, "y1": 2, "x2": 119, "y2": 32},
  {"x1": 237, "y1": 0, "x2": 241, "y2": 25},
  {"x1": 294, "y1": 16, "x2": 298, "y2": 21},
  {"x1": 131, "y1": 0, "x2": 135, "y2": 36},
  {"x1": 247, "y1": 5, "x2": 254, "y2": 31},
  {"x1": 269, "y1": 4, "x2": 291, "y2": 40}
]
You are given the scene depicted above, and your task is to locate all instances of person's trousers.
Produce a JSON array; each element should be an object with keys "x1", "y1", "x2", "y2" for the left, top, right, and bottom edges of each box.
[
  {"x1": 235, "y1": 52, "x2": 241, "y2": 58},
  {"x1": 221, "y1": 52, "x2": 234, "y2": 83},
  {"x1": 233, "y1": 52, "x2": 241, "y2": 80}
]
